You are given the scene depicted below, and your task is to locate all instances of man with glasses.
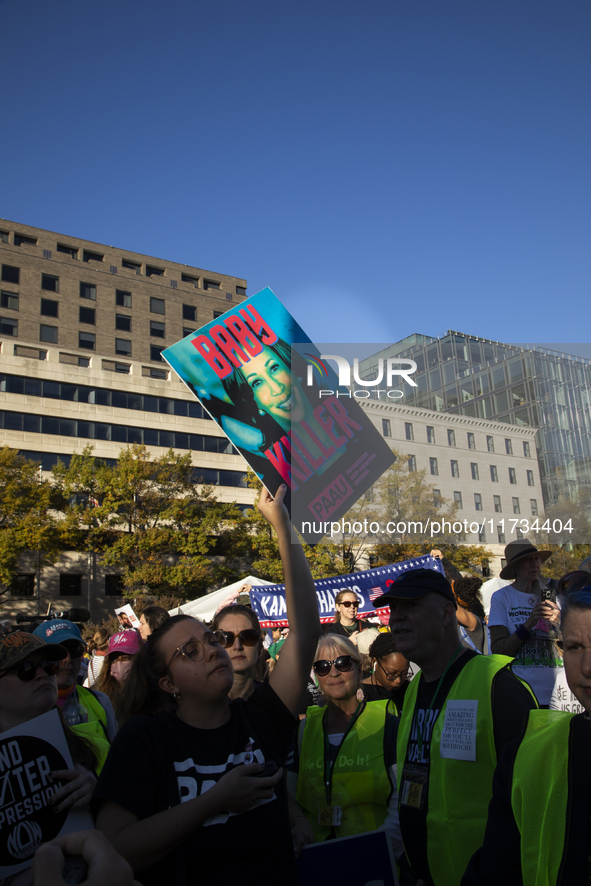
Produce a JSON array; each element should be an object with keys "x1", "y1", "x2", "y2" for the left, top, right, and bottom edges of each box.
[{"x1": 33, "y1": 619, "x2": 117, "y2": 770}]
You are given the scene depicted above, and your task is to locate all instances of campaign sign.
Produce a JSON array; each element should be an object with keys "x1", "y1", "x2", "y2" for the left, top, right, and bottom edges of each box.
[
  {"x1": 0, "y1": 710, "x2": 93, "y2": 878},
  {"x1": 162, "y1": 288, "x2": 395, "y2": 544},
  {"x1": 249, "y1": 556, "x2": 445, "y2": 627},
  {"x1": 115, "y1": 603, "x2": 140, "y2": 630},
  {"x1": 297, "y1": 829, "x2": 399, "y2": 886}
]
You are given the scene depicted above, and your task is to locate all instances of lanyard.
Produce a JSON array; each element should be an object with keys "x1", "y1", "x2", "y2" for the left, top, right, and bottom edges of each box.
[
  {"x1": 322, "y1": 701, "x2": 363, "y2": 803},
  {"x1": 416, "y1": 644, "x2": 464, "y2": 760}
]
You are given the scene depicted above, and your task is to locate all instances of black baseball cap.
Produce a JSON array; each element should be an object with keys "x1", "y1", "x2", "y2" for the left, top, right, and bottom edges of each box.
[{"x1": 373, "y1": 569, "x2": 457, "y2": 609}]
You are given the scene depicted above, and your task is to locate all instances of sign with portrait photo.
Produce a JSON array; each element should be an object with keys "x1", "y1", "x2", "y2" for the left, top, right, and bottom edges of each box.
[{"x1": 114, "y1": 603, "x2": 140, "y2": 631}]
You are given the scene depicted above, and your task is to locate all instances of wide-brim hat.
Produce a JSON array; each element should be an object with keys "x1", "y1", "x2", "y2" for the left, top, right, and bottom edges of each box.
[
  {"x1": 0, "y1": 632, "x2": 67, "y2": 673},
  {"x1": 500, "y1": 541, "x2": 552, "y2": 580},
  {"x1": 373, "y1": 568, "x2": 457, "y2": 609}
]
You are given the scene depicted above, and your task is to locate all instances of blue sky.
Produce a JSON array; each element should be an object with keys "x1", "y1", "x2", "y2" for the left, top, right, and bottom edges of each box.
[{"x1": 1, "y1": 0, "x2": 590, "y2": 353}]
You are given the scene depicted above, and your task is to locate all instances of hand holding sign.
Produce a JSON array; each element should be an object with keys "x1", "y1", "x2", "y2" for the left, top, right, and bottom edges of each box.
[
  {"x1": 49, "y1": 767, "x2": 97, "y2": 813},
  {"x1": 32, "y1": 830, "x2": 139, "y2": 886}
]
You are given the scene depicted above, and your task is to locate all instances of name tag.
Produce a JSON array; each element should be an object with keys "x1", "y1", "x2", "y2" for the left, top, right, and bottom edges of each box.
[
  {"x1": 317, "y1": 805, "x2": 342, "y2": 826},
  {"x1": 439, "y1": 700, "x2": 478, "y2": 761},
  {"x1": 400, "y1": 763, "x2": 428, "y2": 809}
]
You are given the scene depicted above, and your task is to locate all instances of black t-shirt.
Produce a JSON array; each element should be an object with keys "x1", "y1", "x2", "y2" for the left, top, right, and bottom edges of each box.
[
  {"x1": 322, "y1": 618, "x2": 372, "y2": 638},
  {"x1": 94, "y1": 682, "x2": 298, "y2": 886},
  {"x1": 362, "y1": 679, "x2": 410, "y2": 713},
  {"x1": 400, "y1": 650, "x2": 537, "y2": 886}
]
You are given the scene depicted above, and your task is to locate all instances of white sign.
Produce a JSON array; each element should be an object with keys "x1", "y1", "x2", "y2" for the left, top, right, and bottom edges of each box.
[
  {"x1": 439, "y1": 700, "x2": 478, "y2": 762},
  {"x1": 114, "y1": 603, "x2": 140, "y2": 630}
]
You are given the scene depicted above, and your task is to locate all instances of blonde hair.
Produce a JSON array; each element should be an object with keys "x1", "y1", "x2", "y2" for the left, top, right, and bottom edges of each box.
[{"x1": 315, "y1": 633, "x2": 361, "y2": 663}]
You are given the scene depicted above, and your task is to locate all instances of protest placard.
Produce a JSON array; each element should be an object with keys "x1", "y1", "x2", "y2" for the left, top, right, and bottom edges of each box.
[
  {"x1": 114, "y1": 604, "x2": 140, "y2": 630},
  {"x1": 296, "y1": 829, "x2": 399, "y2": 885}
]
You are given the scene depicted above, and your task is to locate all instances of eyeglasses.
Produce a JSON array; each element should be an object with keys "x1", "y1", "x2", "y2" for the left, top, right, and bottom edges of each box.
[
  {"x1": 60, "y1": 642, "x2": 86, "y2": 659},
  {"x1": 0, "y1": 659, "x2": 60, "y2": 682},
  {"x1": 166, "y1": 631, "x2": 227, "y2": 669},
  {"x1": 339, "y1": 601, "x2": 359, "y2": 608},
  {"x1": 313, "y1": 655, "x2": 355, "y2": 677},
  {"x1": 219, "y1": 629, "x2": 261, "y2": 648},
  {"x1": 378, "y1": 661, "x2": 413, "y2": 682}
]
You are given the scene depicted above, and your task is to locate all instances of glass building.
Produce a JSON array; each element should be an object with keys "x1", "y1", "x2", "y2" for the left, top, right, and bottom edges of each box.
[{"x1": 360, "y1": 332, "x2": 591, "y2": 507}]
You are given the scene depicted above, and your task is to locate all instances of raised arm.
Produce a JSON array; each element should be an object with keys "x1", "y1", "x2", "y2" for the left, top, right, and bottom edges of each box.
[{"x1": 257, "y1": 485, "x2": 320, "y2": 716}]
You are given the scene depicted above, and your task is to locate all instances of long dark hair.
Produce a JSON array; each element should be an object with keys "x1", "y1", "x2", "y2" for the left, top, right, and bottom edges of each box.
[
  {"x1": 141, "y1": 605, "x2": 171, "y2": 634},
  {"x1": 116, "y1": 615, "x2": 194, "y2": 725}
]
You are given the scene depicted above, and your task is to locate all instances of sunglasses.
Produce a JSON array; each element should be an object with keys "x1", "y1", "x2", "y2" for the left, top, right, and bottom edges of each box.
[
  {"x1": 313, "y1": 655, "x2": 355, "y2": 677},
  {"x1": 0, "y1": 659, "x2": 60, "y2": 682},
  {"x1": 339, "y1": 601, "x2": 359, "y2": 608},
  {"x1": 220, "y1": 629, "x2": 261, "y2": 648},
  {"x1": 61, "y1": 642, "x2": 86, "y2": 659}
]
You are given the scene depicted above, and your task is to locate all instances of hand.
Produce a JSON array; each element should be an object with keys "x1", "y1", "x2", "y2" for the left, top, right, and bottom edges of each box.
[
  {"x1": 212, "y1": 762, "x2": 283, "y2": 814},
  {"x1": 348, "y1": 630, "x2": 360, "y2": 644},
  {"x1": 257, "y1": 485, "x2": 290, "y2": 531},
  {"x1": 50, "y1": 767, "x2": 97, "y2": 812},
  {"x1": 291, "y1": 814, "x2": 315, "y2": 857},
  {"x1": 430, "y1": 549, "x2": 443, "y2": 559},
  {"x1": 32, "y1": 830, "x2": 140, "y2": 886},
  {"x1": 525, "y1": 600, "x2": 560, "y2": 631}
]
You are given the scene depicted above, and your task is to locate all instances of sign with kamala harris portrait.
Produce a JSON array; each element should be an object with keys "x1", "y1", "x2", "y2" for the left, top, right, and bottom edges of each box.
[{"x1": 162, "y1": 288, "x2": 394, "y2": 543}]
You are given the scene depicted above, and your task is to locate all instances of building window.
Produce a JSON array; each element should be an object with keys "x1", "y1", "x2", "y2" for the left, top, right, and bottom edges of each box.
[
  {"x1": 83, "y1": 250, "x2": 103, "y2": 263},
  {"x1": 150, "y1": 297, "x2": 165, "y2": 315},
  {"x1": 408, "y1": 455, "x2": 417, "y2": 472},
  {"x1": 9, "y1": 574, "x2": 35, "y2": 596},
  {"x1": 39, "y1": 298, "x2": 58, "y2": 318},
  {"x1": 116, "y1": 290, "x2": 132, "y2": 308},
  {"x1": 451, "y1": 460, "x2": 459, "y2": 478},
  {"x1": 225, "y1": 292, "x2": 233, "y2": 301},
  {"x1": 1, "y1": 265, "x2": 19, "y2": 285},
  {"x1": 41, "y1": 273, "x2": 59, "y2": 293},
  {"x1": 57, "y1": 243, "x2": 78, "y2": 259},
  {"x1": 79, "y1": 332, "x2": 96, "y2": 350},
  {"x1": 505, "y1": 438, "x2": 513, "y2": 455},
  {"x1": 122, "y1": 259, "x2": 141, "y2": 274},
  {"x1": 1, "y1": 292, "x2": 19, "y2": 311},
  {"x1": 0, "y1": 318, "x2": 18, "y2": 337},
  {"x1": 497, "y1": 527, "x2": 506, "y2": 544},
  {"x1": 509, "y1": 467, "x2": 517, "y2": 484},
  {"x1": 433, "y1": 489, "x2": 442, "y2": 507},
  {"x1": 60, "y1": 574, "x2": 82, "y2": 595},
  {"x1": 512, "y1": 497, "x2": 520, "y2": 514},
  {"x1": 149, "y1": 368, "x2": 168, "y2": 380},
  {"x1": 203, "y1": 279, "x2": 220, "y2": 290},
  {"x1": 467, "y1": 432, "x2": 475, "y2": 450},
  {"x1": 430, "y1": 457, "x2": 438, "y2": 476},
  {"x1": 115, "y1": 314, "x2": 131, "y2": 332},
  {"x1": 454, "y1": 491, "x2": 463, "y2": 509},
  {"x1": 115, "y1": 339, "x2": 131, "y2": 357},
  {"x1": 14, "y1": 234, "x2": 37, "y2": 247},
  {"x1": 382, "y1": 419, "x2": 391, "y2": 437},
  {"x1": 474, "y1": 493, "x2": 483, "y2": 511},
  {"x1": 487, "y1": 435, "x2": 494, "y2": 452},
  {"x1": 79, "y1": 307, "x2": 95, "y2": 324},
  {"x1": 182, "y1": 274, "x2": 199, "y2": 288},
  {"x1": 405, "y1": 422, "x2": 414, "y2": 441},
  {"x1": 523, "y1": 441, "x2": 531, "y2": 458},
  {"x1": 182, "y1": 304, "x2": 197, "y2": 321},
  {"x1": 183, "y1": 328, "x2": 196, "y2": 338},
  {"x1": 427, "y1": 426, "x2": 435, "y2": 444},
  {"x1": 478, "y1": 526, "x2": 487, "y2": 543},
  {"x1": 448, "y1": 429, "x2": 456, "y2": 447},
  {"x1": 531, "y1": 499, "x2": 538, "y2": 516},
  {"x1": 490, "y1": 465, "x2": 498, "y2": 482},
  {"x1": 150, "y1": 345, "x2": 164, "y2": 362},
  {"x1": 40, "y1": 325, "x2": 58, "y2": 344},
  {"x1": 470, "y1": 462, "x2": 479, "y2": 481},
  {"x1": 146, "y1": 265, "x2": 164, "y2": 277},
  {"x1": 80, "y1": 282, "x2": 96, "y2": 300},
  {"x1": 0, "y1": 231, "x2": 8, "y2": 243},
  {"x1": 150, "y1": 321, "x2": 165, "y2": 338},
  {"x1": 213, "y1": 311, "x2": 223, "y2": 319},
  {"x1": 105, "y1": 575, "x2": 124, "y2": 596},
  {"x1": 527, "y1": 470, "x2": 535, "y2": 487},
  {"x1": 494, "y1": 495, "x2": 502, "y2": 513},
  {"x1": 236, "y1": 285, "x2": 246, "y2": 296}
]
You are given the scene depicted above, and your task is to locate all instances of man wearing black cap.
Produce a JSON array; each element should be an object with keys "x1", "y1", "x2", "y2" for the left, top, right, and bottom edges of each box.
[{"x1": 373, "y1": 569, "x2": 537, "y2": 886}]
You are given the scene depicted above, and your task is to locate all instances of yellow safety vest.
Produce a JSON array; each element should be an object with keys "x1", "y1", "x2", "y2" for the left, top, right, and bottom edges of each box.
[
  {"x1": 296, "y1": 700, "x2": 394, "y2": 841},
  {"x1": 72, "y1": 686, "x2": 111, "y2": 774},
  {"x1": 397, "y1": 654, "x2": 522, "y2": 886},
  {"x1": 511, "y1": 710, "x2": 574, "y2": 886}
]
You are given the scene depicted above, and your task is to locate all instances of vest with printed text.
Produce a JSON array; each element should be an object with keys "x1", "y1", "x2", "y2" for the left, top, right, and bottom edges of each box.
[{"x1": 73, "y1": 685, "x2": 111, "y2": 773}]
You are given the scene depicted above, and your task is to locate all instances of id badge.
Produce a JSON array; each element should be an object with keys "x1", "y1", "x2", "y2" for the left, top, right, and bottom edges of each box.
[
  {"x1": 400, "y1": 762, "x2": 428, "y2": 810},
  {"x1": 317, "y1": 805, "x2": 343, "y2": 826}
]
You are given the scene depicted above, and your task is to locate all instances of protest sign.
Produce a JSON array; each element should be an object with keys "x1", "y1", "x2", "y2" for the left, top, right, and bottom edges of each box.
[
  {"x1": 114, "y1": 603, "x2": 140, "y2": 630},
  {"x1": 297, "y1": 828, "x2": 399, "y2": 885},
  {"x1": 162, "y1": 288, "x2": 395, "y2": 543},
  {"x1": 0, "y1": 710, "x2": 93, "y2": 878},
  {"x1": 249, "y1": 555, "x2": 445, "y2": 627}
]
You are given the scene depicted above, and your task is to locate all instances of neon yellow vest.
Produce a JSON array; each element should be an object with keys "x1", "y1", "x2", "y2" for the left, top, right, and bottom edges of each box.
[
  {"x1": 511, "y1": 710, "x2": 573, "y2": 886},
  {"x1": 72, "y1": 686, "x2": 111, "y2": 774},
  {"x1": 397, "y1": 654, "x2": 518, "y2": 886},
  {"x1": 296, "y1": 700, "x2": 393, "y2": 841}
]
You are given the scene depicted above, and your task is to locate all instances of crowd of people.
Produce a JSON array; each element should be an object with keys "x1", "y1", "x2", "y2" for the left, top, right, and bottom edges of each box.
[{"x1": 1, "y1": 500, "x2": 589, "y2": 885}]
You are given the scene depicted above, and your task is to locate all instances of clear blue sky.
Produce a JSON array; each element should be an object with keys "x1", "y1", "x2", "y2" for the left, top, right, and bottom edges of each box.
[{"x1": 1, "y1": 0, "x2": 590, "y2": 353}]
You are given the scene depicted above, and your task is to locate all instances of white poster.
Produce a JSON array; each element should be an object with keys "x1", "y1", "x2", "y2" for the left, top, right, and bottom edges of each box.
[
  {"x1": 114, "y1": 603, "x2": 140, "y2": 630},
  {"x1": 439, "y1": 700, "x2": 478, "y2": 762}
]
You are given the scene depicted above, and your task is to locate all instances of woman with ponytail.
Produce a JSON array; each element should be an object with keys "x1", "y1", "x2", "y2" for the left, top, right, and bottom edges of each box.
[{"x1": 94, "y1": 486, "x2": 320, "y2": 885}]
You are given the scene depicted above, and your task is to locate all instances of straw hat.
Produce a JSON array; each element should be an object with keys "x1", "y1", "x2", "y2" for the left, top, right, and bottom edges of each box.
[{"x1": 500, "y1": 541, "x2": 552, "y2": 580}]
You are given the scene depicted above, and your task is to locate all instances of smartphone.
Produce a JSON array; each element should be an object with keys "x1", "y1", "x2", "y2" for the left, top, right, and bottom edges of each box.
[
  {"x1": 254, "y1": 761, "x2": 278, "y2": 778},
  {"x1": 541, "y1": 585, "x2": 557, "y2": 604},
  {"x1": 62, "y1": 855, "x2": 89, "y2": 885}
]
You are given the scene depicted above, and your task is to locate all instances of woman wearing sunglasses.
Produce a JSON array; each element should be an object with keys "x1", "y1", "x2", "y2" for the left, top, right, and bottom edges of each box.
[
  {"x1": 210, "y1": 605, "x2": 264, "y2": 701},
  {"x1": 361, "y1": 631, "x2": 413, "y2": 713},
  {"x1": 94, "y1": 486, "x2": 319, "y2": 886},
  {"x1": 323, "y1": 589, "x2": 372, "y2": 641},
  {"x1": 288, "y1": 634, "x2": 405, "y2": 870},
  {"x1": 0, "y1": 632, "x2": 99, "y2": 816}
]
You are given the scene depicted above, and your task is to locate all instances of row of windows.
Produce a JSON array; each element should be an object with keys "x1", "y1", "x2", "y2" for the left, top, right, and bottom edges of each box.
[
  {"x1": 387, "y1": 418, "x2": 531, "y2": 458},
  {"x1": 423, "y1": 456, "x2": 535, "y2": 486},
  {"x1": 0, "y1": 373, "x2": 212, "y2": 418},
  {"x1": 432, "y1": 488, "x2": 538, "y2": 516}
]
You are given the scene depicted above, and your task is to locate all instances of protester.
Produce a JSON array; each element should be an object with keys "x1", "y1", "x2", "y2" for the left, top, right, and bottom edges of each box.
[
  {"x1": 462, "y1": 587, "x2": 591, "y2": 885},
  {"x1": 84, "y1": 628, "x2": 111, "y2": 688},
  {"x1": 94, "y1": 485, "x2": 320, "y2": 885},
  {"x1": 95, "y1": 631, "x2": 143, "y2": 712},
  {"x1": 488, "y1": 540, "x2": 564, "y2": 706},
  {"x1": 287, "y1": 632, "x2": 404, "y2": 860},
  {"x1": 323, "y1": 588, "x2": 372, "y2": 640},
  {"x1": 453, "y1": 575, "x2": 487, "y2": 653},
  {"x1": 373, "y1": 568, "x2": 538, "y2": 886},
  {"x1": 33, "y1": 619, "x2": 117, "y2": 768},
  {"x1": 209, "y1": 604, "x2": 265, "y2": 701},
  {"x1": 33, "y1": 831, "x2": 139, "y2": 886},
  {"x1": 138, "y1": 606, "x2": 170, "y2": 642},
  {"x1": 362, "y1": 631, "x2": 413, "y2": 712}
]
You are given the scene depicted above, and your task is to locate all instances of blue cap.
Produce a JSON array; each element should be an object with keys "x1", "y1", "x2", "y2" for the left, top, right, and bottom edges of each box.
[{"x1": 32, "y1": 619, "x2": 86, "y2": 645}]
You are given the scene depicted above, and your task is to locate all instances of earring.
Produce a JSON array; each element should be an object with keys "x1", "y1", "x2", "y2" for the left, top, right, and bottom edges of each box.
[
  {"x1": 258, "y1": 409, "x2": 265, "y2": 416},
  {"x1": 173, "y1": 690, "x2": 181, "y2": 702},
  {"x1": 356, "y1": 687, "x2": 364, "y2": 702}
]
